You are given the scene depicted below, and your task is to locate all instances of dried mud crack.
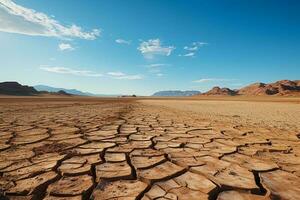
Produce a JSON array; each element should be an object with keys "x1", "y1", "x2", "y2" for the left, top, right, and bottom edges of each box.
[{"x1": 0, "y1": 99, "x2": 299, "y2": 200}]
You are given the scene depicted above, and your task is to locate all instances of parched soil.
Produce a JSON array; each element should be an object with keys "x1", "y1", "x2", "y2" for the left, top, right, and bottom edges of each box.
[{"x1": 0, "y1": 97, "x2": 299, "y2": 200}]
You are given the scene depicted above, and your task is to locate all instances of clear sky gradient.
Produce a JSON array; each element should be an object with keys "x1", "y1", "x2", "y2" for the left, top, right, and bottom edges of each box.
[{"x1": 0, "y1": 0, "x2": 299, "y2": 95}]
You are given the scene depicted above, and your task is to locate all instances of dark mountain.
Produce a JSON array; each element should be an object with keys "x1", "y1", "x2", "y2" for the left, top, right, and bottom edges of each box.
[
  {"x1": 0, "y1": 82, "x2": 39, "y2": 96},
  {"x1": 152, "y1": 90, "x2": 201, "y2": 96}
]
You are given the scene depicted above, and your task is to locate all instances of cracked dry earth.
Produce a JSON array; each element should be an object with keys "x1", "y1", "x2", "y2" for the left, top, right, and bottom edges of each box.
[{"x1": 0, "y1": 100, "x2": 300, "y2": 200}]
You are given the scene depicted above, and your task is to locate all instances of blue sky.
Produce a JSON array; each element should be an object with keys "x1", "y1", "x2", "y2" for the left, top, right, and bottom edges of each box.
[{"x1": 0, "y1": 0, "x2": 299, "y2": 95}]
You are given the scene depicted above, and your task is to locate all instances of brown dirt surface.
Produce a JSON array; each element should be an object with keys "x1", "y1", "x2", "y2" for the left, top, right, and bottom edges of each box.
[
  {"x1": 0, "y1": 96, "x2": 299, "y2": 200},
  {"x1": 140, "y1": 98, "x2": 300, "y2": 131}
]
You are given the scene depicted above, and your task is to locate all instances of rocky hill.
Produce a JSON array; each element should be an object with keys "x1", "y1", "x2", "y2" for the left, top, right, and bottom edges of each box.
[
  {"x1": 238, "y1": 80, "x2": 300, "y2": 96},
  {"x1": 152, "y1": 90, "x2": 201, "y2": 96},
  {"x1": 199, "y1": 80, "x2": 300, "y2": 96},
  {"x1": 0, "y1": 82, "x2": 39, "y2": 96},
  {"x1": 201, "y1": 87, "x2": 237, "y2": 96}
]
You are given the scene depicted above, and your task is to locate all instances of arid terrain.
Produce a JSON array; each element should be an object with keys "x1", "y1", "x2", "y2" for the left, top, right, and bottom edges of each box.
[{"x1": 0, "y1": 96, "x2": 299, "y2": 200}]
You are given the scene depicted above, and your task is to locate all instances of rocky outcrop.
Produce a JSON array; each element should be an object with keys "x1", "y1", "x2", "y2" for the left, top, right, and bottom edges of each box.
[
  {"x1": 198, "y1": 80, "x2": 300, "y2": 96},
  {"x1": 201, "y1": 87, "x2": 237, "y2": 96},
  {"x1": 238, "y1": 80, "x2": 300, "y2": 96}
]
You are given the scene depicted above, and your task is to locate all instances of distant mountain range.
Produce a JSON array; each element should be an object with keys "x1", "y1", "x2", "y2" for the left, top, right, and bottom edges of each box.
[
  {"x1": 1, "y1": 80, "x2": 299, "y2": 97},
  {"x1": 152, "y1": 80, "x2": 300, "y2": 97},
  {"x1": 152, "y1": 90, "x2": 201, "y2": 96},
  {"x1": 34, "y1": 85, "x2": 93, "y2": 96},
  {"x1": 0, "y1": 82, "x2": 121, "y2": 96},
  {"x1": 34, "y1": 85, "x2": 120, "y2": 97},
  {"x1": 0, "y1": 82, "x2": 73, "y2": 96}
]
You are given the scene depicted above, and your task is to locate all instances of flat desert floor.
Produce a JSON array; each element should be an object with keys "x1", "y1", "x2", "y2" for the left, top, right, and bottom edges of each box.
[{"x1": 0, "y1": 97, "x2": 299, "y2": 200}]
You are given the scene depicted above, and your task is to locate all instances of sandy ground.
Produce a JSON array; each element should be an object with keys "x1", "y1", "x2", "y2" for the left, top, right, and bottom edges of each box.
[
  {"x1": 0, "y1": 97, "x2": 299, "y2": 200},
  {"x1": 140, "y1": 99, "x2": 300, "y2": 132}
]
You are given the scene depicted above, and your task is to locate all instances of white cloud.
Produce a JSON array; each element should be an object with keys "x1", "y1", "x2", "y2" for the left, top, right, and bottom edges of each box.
[
  {"x1": 145, "y1": 63, "x2": 170, "y2": 68},
  {"x1": 145, "y1": 63, "x2": 170, "y2": 75},
  {"x1": 116, "y1": 75, "x2": 143, "y2": 80},
  {"x1": 137, "y1": 39, "x2": 175, "y2": 59},
  {"x1": 193, "y1": 78, "x2": 234, "y2": 83},
  {"x1": 184, "y1": 46, "x2": 198, "y2": 51},
  {"x1": 184, "y1": 42, "x2": 208, "y2": 51},
  {"x1": 0, "y1": 0, "x2": 100, "y2": 40},
  {"x1": 58, "y1": 43, "x2": 74, "y2": 51},
  {"x1": 107, "y1": 71, "x2": 143, "y2": 80},
  {"x1": 40, "y1": 66, "x2": 102, "y2": 77},
  {"x1": 193, "y1": 41, "x2": 208, "y2": 46},
  {"x1": 181, "y1": 52, "x2": 195, "y2": 57},
  {"x1": 181, "y1": 42, "x2": 208, "y2": 57},
  {"x1": 115, "y1": 39, "x2": 131, "y2": 45},
  {"x1": 40, "y1": 66, "x2": 142, "y2": 80},
  {"x1": 107, "y1": 71, "x2": 126, "y2": 77}
]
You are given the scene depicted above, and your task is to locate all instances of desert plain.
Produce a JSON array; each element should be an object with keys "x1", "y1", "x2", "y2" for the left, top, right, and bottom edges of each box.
[{"x1": 0, "y1": 96, "x2": 299, "y2": 200}]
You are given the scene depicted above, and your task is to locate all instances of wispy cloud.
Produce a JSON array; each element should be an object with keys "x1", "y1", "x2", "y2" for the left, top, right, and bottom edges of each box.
[
  {"x1": 116, "y1": 75, "x2": 143, "y2": 80},
  {"x1": 107, "y1": 71, "x2": 143, "y2": 80},
  {"x1": 193, "y1": 78, "x2": 235, "y2": 83},
  {"x1": 145, "y1": 63, "x2": 170, "y2": 68},
  {"x1": 107, "y1": 72, "x2": 125, "y2": 76},
  {"x1": 58, "y1": 43, "x2": 74, "y2": 51},
  {"x1": 179, "y1": 52, "x2": 195, "y2": 57},
  {"x1": 41, "y1": 66, "x2": 142, "y2": 80},
  {"x1": 180, "y1": 41, "x2": 208, "y2": 57},
  {"x1": 184, "y1": 42, "x2": 208, "y2": 51},
  {"x1": 144, "y1": 63, "x2": 170, "y2": 76},
  {"x1": 0, "y1": 0, "x2": 100, "y2": 40},
  {"x1": 148, "y1": 68, "x2": 161, "y2": 73},
  {"x1": 40, "y1": 66, "x2": 102, "y2": 77},
  {"x1": 115, "y1": 39, "x2": 131, "y2": 45},
  {"x1": 138, "y1": 39, "x2": 175, "y2": 59},
  {"x1": 184, "y1": 46, "x2": 198, "y2": 51}
]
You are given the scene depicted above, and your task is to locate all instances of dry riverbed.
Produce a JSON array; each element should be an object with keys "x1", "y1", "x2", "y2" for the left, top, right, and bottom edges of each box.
[{"x1": 0, "y1": 97, "x2": 299, "y2": 200}]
